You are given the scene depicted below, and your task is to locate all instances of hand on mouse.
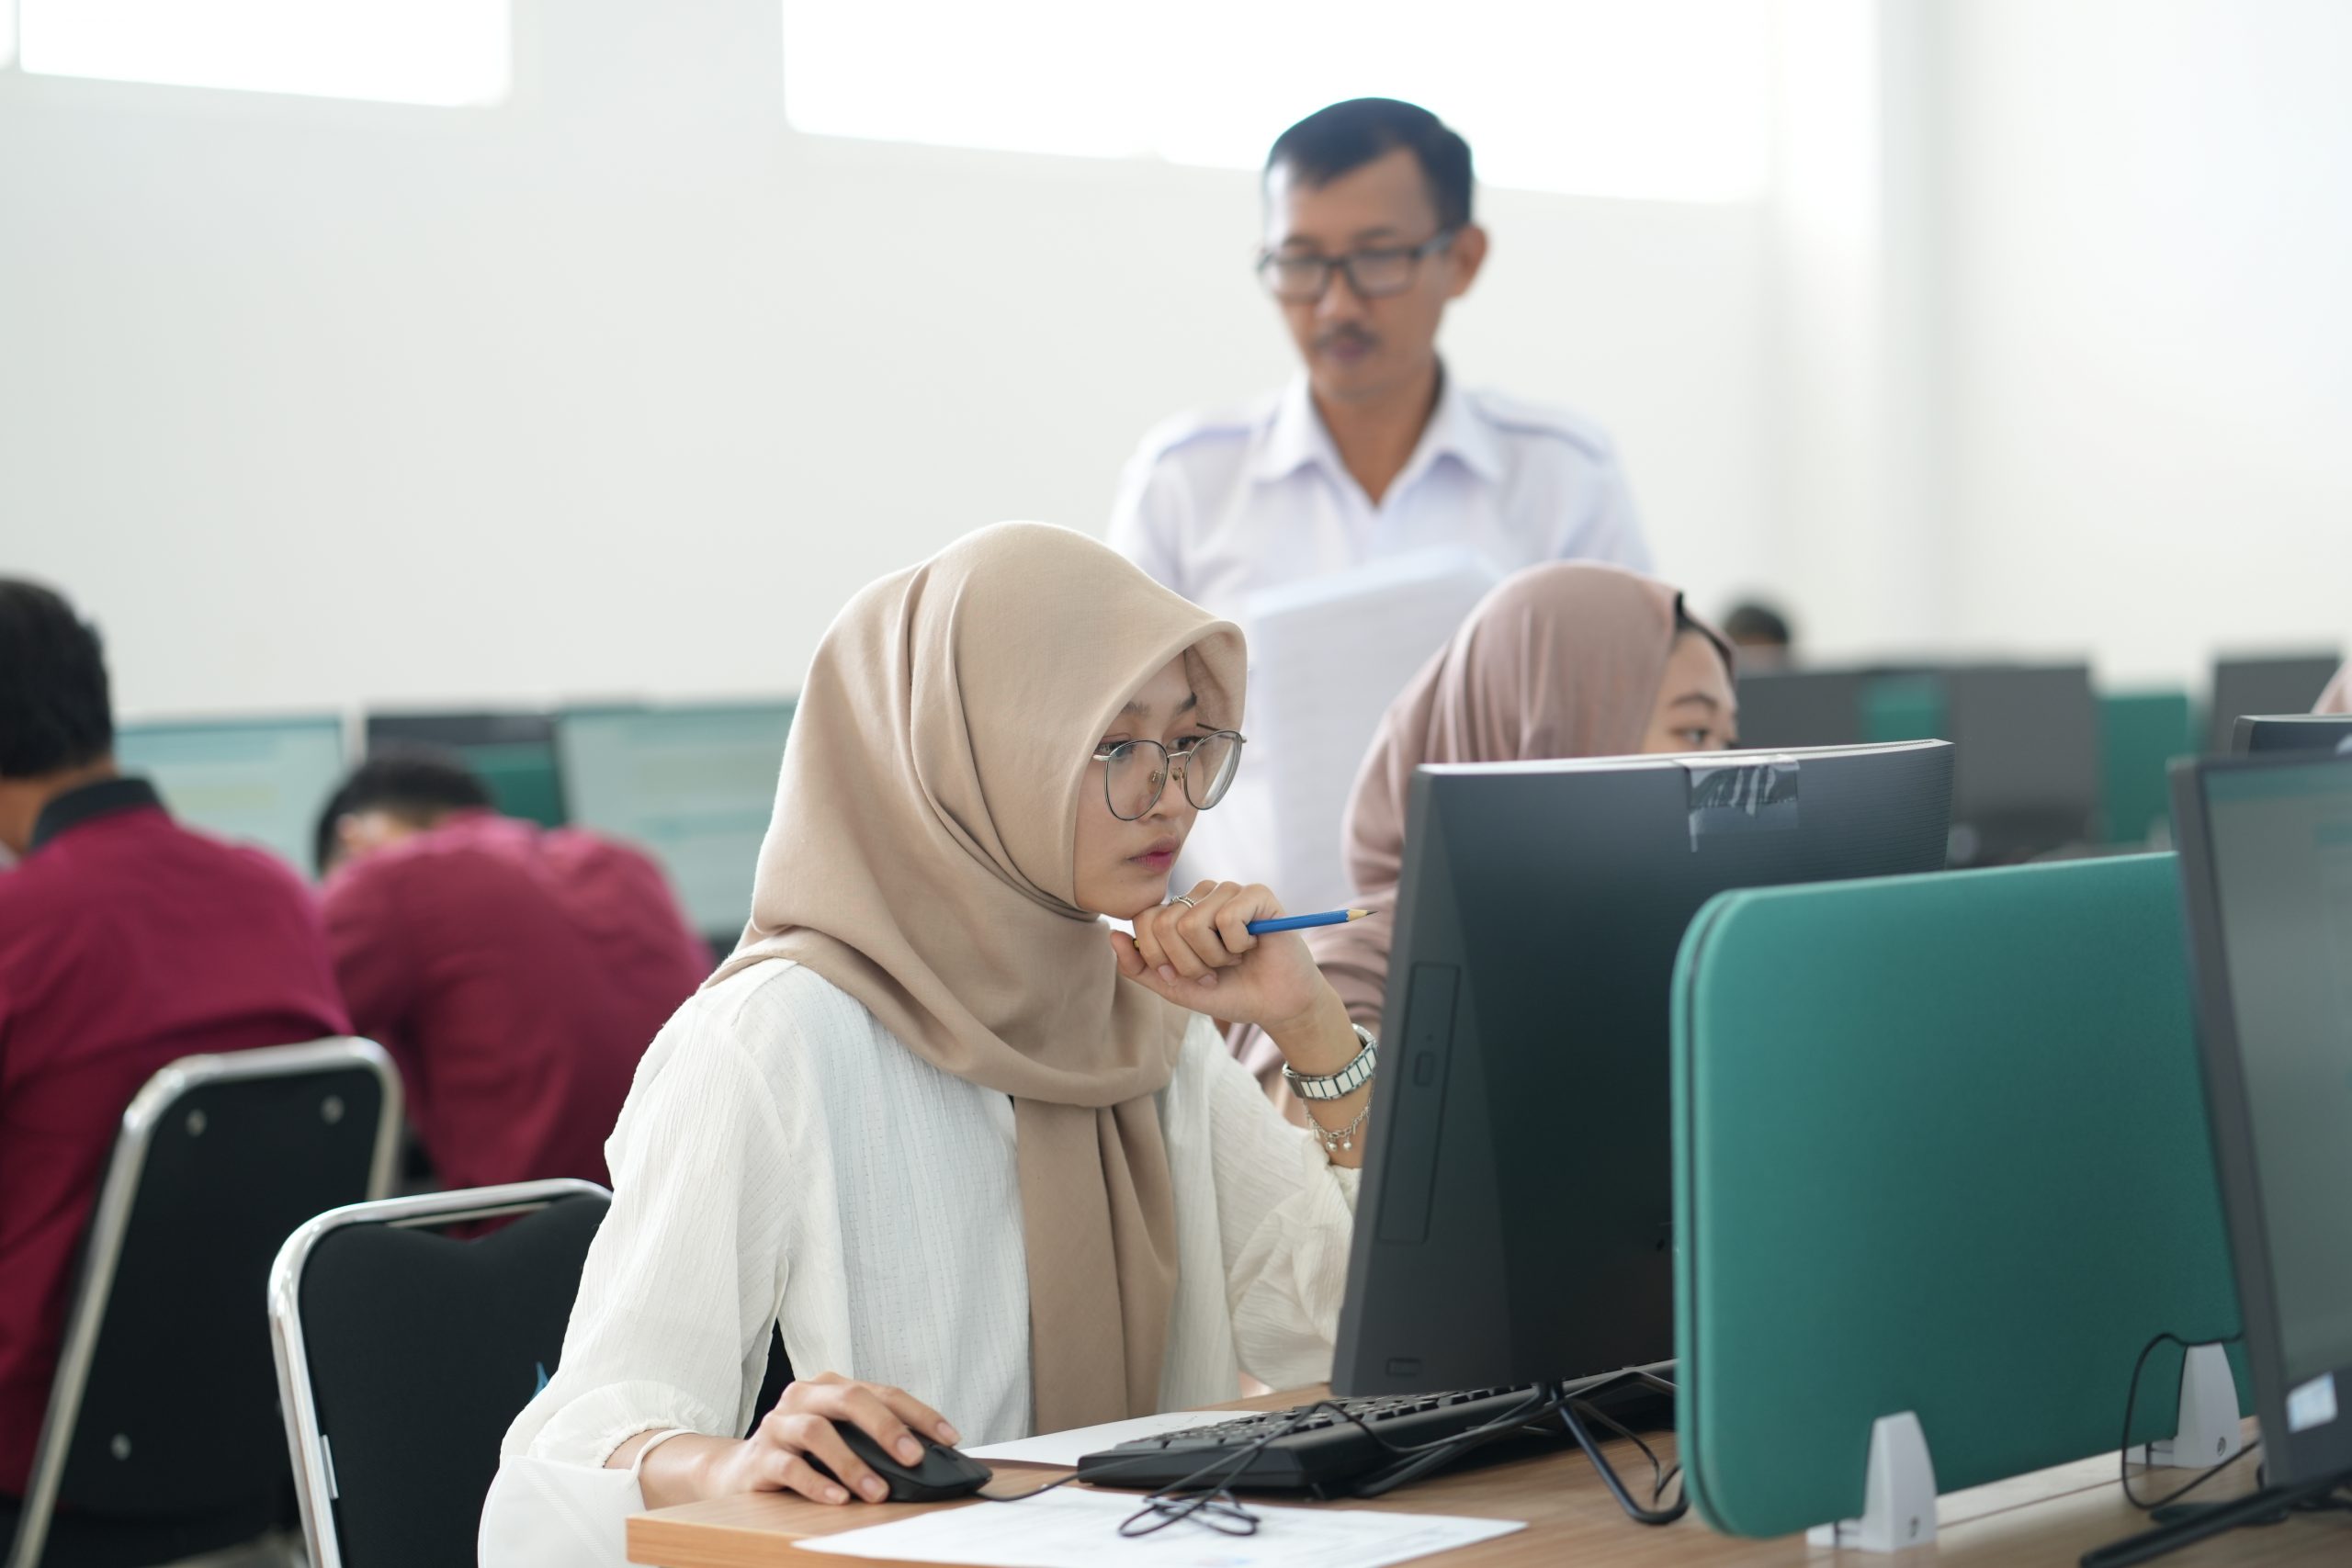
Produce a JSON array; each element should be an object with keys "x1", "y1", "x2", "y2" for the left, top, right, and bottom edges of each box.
[{"x1": 709, "y1": 1371, "x2": 957, "y2": 1506}]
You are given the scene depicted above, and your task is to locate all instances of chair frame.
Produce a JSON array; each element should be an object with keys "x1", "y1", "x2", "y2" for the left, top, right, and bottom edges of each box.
[
  {"x1": 267, "y1": 1179, "x2": 610, "y2": 1568},
  {"x1": 6, "y1": 1038, "x2": 401, "y2": 1568}
]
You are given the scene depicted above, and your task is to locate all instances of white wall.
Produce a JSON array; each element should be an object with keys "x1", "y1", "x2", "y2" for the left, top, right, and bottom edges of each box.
[
  {"x1": 0, "y1": 0, "x2": 1774, "y2": 719},
  {"x1": 1939, "y1": 0, "x2": 2352, "y2": 684}
]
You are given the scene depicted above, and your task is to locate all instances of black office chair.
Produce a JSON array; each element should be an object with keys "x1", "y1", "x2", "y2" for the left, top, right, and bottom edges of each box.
[
  {"x1": 271, "y1": 1179, "x2": 797, "y2": 1568},
  {"x1": 270, "y1": 1181, "x2": 612, "y2": 1568},
  {"x1": 4, "y1": 1039, "x2": 401, "y2": 1568}
]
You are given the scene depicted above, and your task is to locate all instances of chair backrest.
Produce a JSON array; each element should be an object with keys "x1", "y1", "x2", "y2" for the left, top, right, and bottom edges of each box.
[
  {"x1": 7, "y1": 1039, "x2": 400, "y2": 1568},
  {"x1": 270, "y1": 1181, "x2": 611, "y2": 1568},
  {"x1": 1671, "y1": 854, "x2": 2246, "y2": 1539}
]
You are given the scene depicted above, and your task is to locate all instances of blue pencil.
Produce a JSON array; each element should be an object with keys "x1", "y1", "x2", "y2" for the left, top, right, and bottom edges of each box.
[{"x1": 1246, "y1": 908, "x2": 1375, "y2": 935}]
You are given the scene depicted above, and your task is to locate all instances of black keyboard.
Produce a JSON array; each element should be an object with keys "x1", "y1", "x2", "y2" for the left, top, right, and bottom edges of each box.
[{"x1": 1074, "y1": 1386, "x2": 1563, "y2": 1497}]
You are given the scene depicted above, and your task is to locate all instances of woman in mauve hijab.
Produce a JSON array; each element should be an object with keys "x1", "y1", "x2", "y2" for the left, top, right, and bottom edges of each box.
[
  {"x1": 1233, "y1": 562, "x2": 1736, "y2": 1110},
  {"x1": 481, "y1": 525, "x2": 1373, "y2": 1567}
]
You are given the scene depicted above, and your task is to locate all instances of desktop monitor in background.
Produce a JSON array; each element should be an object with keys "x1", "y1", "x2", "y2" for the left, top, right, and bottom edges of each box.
[
  {"x1": 2231, "y1": 714, "x2": 2352, "y2": 756},
  {"x1": 116, "y1": 716, "x2": 347, "y2": 875},
  {"x1": 1333, "y1": 740, "x2": 1954, "y2": 1403},
  {"x1": 2209, "y1": 653, "x2": 2342, "y2": 754},
  {"x1": 1940, "y1": 663, "x2": 2098, "y2": 863},
  {"x1": 1727, "y1": 669, "x2": 1866, "y2": 750},
  {"x1": 555, "y1": 703, "x2": 795, "y2": 943},
  {"x1": 363, "y1": 712, "x2": 565, "y2": 828},
  {"x1": 2158, "y1": 752, "x2": 2352, "y2": 1540}
]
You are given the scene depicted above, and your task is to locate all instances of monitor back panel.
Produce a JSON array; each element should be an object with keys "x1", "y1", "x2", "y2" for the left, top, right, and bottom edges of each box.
[
  {"x1": 2211, "y1": 656, "x2": 2342, "y2": 752},
  {"x1": 1335, "y1": 742, "x2": 1952, "y2": 1396},
  {"x1": 1673, "y1": 853, "x2": 2246, "y2": 1539}
]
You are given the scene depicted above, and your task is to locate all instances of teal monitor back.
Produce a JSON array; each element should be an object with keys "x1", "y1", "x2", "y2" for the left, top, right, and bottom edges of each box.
[
  {"x1": 555, "y1": 703, "x2": 794, "y2": 940},
  {"x1": 1672, "y1": 853, "x2": 2246, "y2": 1539},
  {"x1": 116, "y1": 716, "x2": 348, "y2": 876}
]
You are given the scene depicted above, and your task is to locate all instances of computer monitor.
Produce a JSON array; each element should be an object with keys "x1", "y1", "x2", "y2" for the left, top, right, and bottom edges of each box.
[
  {"x1": 2209, "y1": 654, "x2": 2342, "y2": 754},
  {"x1": 116, "y1": 716, "x2": 348, "y2": 875},
  {"x1": 555, "y1": 703, "x2": 795, "y2": 941},
  {"x1": 2170, "y1": 752, "x2": 2352, "y2": 1495},
  {"x1": 1727, "y1": 670, "x2": 1866, "y2": 750},
  {"x1": 1332, "y1": 740, "x2": 1955, "y2": 1398},
  {"x1": 363, "y1": 712, "x2": 565, "y2": 828},
  {"x1": 1940, "y1": 663, "x2": 2099, "y2": 863},
  {"x1": 2231, "y1": 714, "x2": 2352, "y2": 756}
]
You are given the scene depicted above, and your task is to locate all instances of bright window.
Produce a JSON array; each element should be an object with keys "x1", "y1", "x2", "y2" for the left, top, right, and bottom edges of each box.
[
  {"x1": 780, "y1": 1, "x2": 1770, "y2": 203},
  {"x1": 17, "y1": 0, "x2": 509, "y2": 107}
]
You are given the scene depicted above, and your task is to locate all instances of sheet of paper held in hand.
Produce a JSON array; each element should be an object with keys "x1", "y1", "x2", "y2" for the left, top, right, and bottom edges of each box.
[{"x1": 797, "y1": 1486, "x2": 1524, "y2": 1568}]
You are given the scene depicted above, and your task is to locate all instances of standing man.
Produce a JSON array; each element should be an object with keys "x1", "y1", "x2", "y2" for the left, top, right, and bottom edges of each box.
[{"x1": 1110, "y1": 98, "x2": 1650, "y2": 895}]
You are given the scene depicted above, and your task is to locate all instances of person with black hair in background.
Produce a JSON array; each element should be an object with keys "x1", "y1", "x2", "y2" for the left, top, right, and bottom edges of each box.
[
  {"x1": 315, "y1": 751, "x2": 709, "y2": 1191},
  {"x1": 1722, "y1": 598, "x2": 1796, "y2": 671},
  {"x1": 0, "y1": 579, "x2": 347, "y2": 1511},
  {"x1": 1110, "y1": 98, "x2": 1651, "y2": 886}
]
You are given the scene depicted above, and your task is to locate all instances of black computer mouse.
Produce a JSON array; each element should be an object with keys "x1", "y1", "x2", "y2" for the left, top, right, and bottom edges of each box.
[{"x1": 808, "y1": 1420, "x2": 993, "y2": 1502}]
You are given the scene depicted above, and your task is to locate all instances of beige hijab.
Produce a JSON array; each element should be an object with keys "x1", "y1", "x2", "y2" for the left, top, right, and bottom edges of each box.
[
  {"x1": 1234, "y1": 563, "x2": 1723, "y2": 1092},
  {"x1": 712, "y1": 523, "x2": 1245, "y2": 1431}
]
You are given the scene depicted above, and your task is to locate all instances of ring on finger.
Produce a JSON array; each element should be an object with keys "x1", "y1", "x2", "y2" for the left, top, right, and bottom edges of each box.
[{"x1": 1170, "y1": 894, "x2": 1199, "y2": 909}]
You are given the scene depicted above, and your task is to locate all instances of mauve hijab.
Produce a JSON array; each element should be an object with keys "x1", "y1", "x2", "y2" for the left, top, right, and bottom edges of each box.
[
  {"x1": 712, "y1": 523, "x2": 1246, "y2": 1431},
  {"x1": 1233, "y1": 563, "x2": 1727, "y2": 1094}
]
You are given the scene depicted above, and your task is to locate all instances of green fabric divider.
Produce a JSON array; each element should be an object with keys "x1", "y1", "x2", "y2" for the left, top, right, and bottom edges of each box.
[
  {"x1": 2100, "y1": 691, "x2": 2197, "y2": 845},
  {"x1": 1672, "y1": 853, "x2": 2245, "y2": 1539}
]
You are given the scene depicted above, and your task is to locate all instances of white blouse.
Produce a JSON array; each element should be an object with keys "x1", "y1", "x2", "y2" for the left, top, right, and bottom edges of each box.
[{"x1": 478, "y1": 960, "x2": 1360, "y2": 1567}]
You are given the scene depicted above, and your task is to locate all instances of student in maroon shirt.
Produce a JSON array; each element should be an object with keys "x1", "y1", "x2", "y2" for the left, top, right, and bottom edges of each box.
[
  {"x1": 0, "y1": 580, "x2": 349, "y2": 1503},
  {"x1": 314, "y1": 752, "x2": 709, "y2": 1194}
]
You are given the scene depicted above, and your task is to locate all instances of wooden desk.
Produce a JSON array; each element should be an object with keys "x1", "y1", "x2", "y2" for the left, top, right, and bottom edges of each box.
[{"x1": 628, "y1": 1394, "x2": 2345, "y2": 1568}]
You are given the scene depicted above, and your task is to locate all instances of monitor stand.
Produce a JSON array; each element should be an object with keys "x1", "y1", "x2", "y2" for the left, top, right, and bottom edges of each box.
[{"x1": 2079, "y1": 1467, "x2": 2351, "y2": 1567}]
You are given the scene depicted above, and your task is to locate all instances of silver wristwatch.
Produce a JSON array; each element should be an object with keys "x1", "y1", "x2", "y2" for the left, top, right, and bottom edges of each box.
[{"x1": 1282, "y1": 1025, "x2": 1378, "y2": 1101}]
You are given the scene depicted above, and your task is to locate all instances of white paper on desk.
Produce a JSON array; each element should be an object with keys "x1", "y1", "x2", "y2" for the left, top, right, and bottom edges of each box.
[
  {"x1": 797, "y1": 1486, "x2": 1523, "y2": 1568},
  {"x1": 965, "y1": 1412, "x2": 1228, "y2": 1468},
  {"x1": 1179, "y1": 548, "x2": 1501, "y2": 912}
]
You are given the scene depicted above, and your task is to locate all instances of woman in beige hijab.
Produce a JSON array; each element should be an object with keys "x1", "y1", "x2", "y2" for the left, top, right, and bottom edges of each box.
[
  {"x1": 482, "y1": 525, "x2": 1372, "y2": 1562},
  {"x1": 1235, "y1": 562, "x2": 1736, "y2": 1102}
]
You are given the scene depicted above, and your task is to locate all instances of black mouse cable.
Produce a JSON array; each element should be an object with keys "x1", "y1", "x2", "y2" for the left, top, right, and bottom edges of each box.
[{"x1": 2113, "y1": 1330, "x2": 2256, "y2": 1513}]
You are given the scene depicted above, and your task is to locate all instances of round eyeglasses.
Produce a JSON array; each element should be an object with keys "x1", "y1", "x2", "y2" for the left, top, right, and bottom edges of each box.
[{"x1": 1091, "y1": 731, "x2": 1247, "y2": 821}]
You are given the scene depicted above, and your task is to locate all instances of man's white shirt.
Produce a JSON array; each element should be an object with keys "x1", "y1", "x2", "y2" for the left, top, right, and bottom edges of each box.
[
  {"x1": 1108, "y1": 368, "x2": 1649, "y2": 619},
  {"x1": 1108, "y1": 368, "x2": 1653, "y2": 907}
]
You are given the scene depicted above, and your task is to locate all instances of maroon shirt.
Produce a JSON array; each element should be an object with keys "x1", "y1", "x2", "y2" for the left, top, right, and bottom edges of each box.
[
  {"x1": 320, "y1": 810, "x2": 707, "y2": 1196},
  {"x1": 0, "y1": 778, "x2": 348, "y2": 1495}
]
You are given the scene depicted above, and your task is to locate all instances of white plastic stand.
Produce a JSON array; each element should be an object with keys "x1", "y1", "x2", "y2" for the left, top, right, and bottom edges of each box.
[
  {"x1": 2133, "y1": 1342, "x2": 2245, "y2": 1469},
  {"x1": 1807, "y1": 1411, "x2": 1939, "y2": 1552}
]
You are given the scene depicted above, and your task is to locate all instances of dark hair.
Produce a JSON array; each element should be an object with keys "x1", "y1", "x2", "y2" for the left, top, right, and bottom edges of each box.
[
  {"x1": 1723, "y1": 600, "x2": 1794, "y2": 649},
  {"x1": 1265, "y1": 98, "x2": 1474, "y2": 231},
  {"x1": 0, "y1": 578, "x2": 114, "y2": 780},
  {"x1": 314, "y1": 749, "x2": 493, "y2": 872},
  {"x1": 1674, "y1": 598, "x2": 1736, "y2": 675}
]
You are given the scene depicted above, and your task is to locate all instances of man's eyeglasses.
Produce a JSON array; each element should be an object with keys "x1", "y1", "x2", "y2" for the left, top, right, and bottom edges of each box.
[
  {"x1": 1091, "y1": 732, "x2": 1247, "y2": 821},
  {"x1": 1255, "y1": 231, "x2": 1458, "y2": 304}
]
